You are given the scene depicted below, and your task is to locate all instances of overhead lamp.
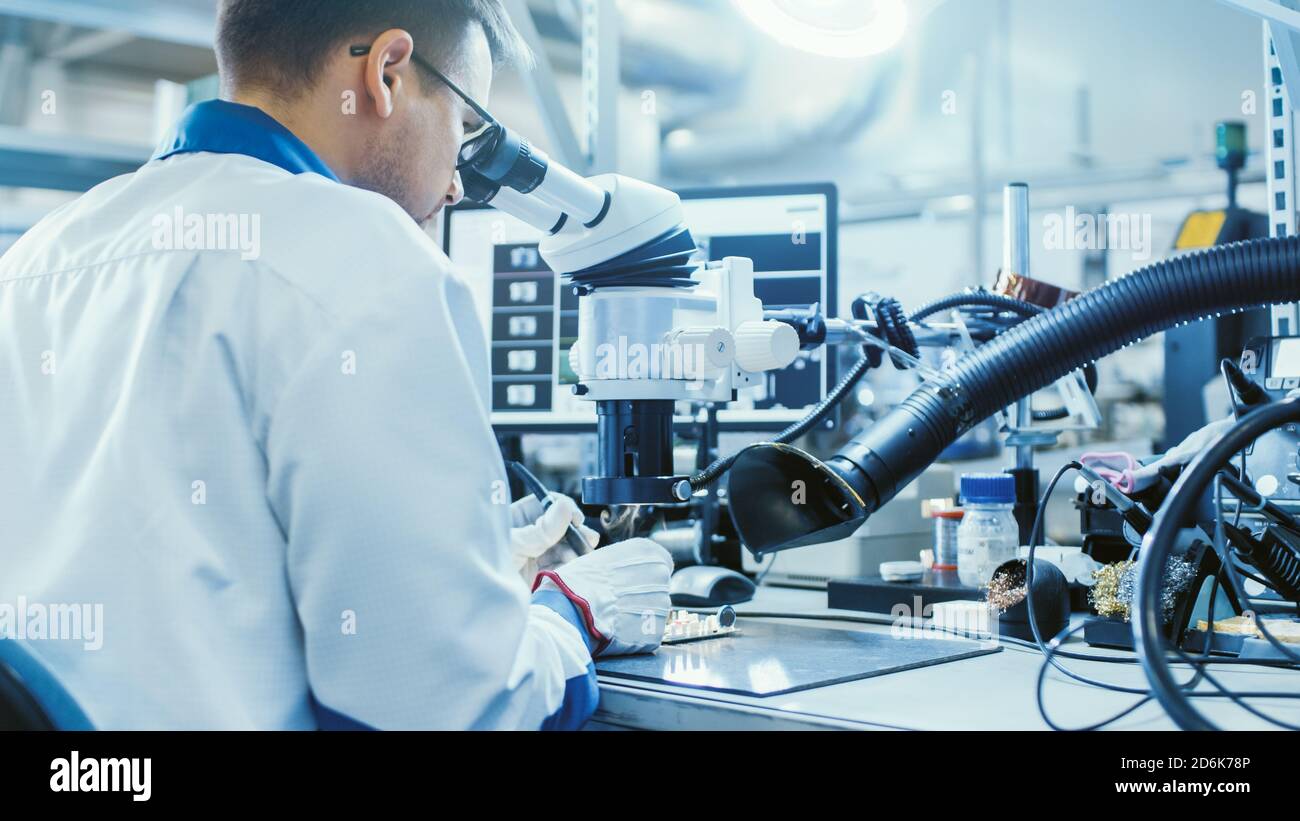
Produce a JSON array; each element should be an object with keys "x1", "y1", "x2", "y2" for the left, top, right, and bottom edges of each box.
[{"x1": 731, "y1": 0, "x2": 909, "y2": 59}]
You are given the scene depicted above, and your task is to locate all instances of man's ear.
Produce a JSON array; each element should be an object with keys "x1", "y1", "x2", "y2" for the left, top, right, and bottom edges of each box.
[{"x1": 362, "y1": 29, "x2": 416, "y2": 119}]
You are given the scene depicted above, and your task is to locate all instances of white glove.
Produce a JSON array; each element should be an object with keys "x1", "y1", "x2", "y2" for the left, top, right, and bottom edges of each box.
[
  {"x1": 510, "y1": 493, "x2": 600, "y2": 581},
  {"x1": 1131, "y1": 415, "x2": 1237, "y2": 490},
  {"x1": 532, "y1": 538, "x2": 673, "y2": 657}
]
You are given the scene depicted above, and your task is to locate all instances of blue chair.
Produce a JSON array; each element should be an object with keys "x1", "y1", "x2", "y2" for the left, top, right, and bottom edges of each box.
[{"x1": 0, "y1": 642, "x2": 93, "y2": 730}]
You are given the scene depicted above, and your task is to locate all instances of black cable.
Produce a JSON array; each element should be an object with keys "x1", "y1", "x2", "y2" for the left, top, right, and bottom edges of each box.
[
  {"x1": 686, "y1": 352, "x2": 874, "y2": 491},
  {"x1": 730, "y1": 609, "x2": 1279, "y2": 731},
  {"x1": 1019, "y1": 463, "x2": 1278, "y2": 730},
  {"x1": 1068, "y1": 469, "x2": 1300, "y2": 731},
  {"x1": 729, "y1": 603, "x2": 1300, "y2": 730},
  {"x1": 1227, "y1": 554, "x2": 1273, "y2": 589},
  {"x1": 1217, "y1": 358, "x2": 1251, "y2": 529},
  {"x1": 1207, "y1": 474, "x2": 1300, "y2": 662},
  {"x1": 752, "y1": 554, "x2": 780, "y2": 587},
  {"x1": 1220, "y1": 356, "x2": 1269, "y2": 412},
  {"x1": 1171, "y1": 562, "x2": 1300, "y2": 731},
  {"x1": 1134, "y1": 402, "x2": 1300, "y2": 729},
  {"x1": 1029, "y1": 363, "x2": 1100, "y2": 421},
  {"x1": 1221, "y1": 358, "x2": 1246, "y2": 420},
  {"x1": 1024, "y1": 462, "x2": 1148, "y2": 693},
  {"x1": 869, "y1": 296, "x2": 919, "y2": 368},
  {"x1": 1216, "y1": 478, "x2": 1300, "y2": 603},
  {"x1": 910, "y1": 291, "x2": 1044, "y2": 323},
  {"x1": 1030, "y1": 628, "x2": 1300, "y2": 731},
  {"x1": 1033, "y1": 623, "x2": 1156, "y2": 731}
]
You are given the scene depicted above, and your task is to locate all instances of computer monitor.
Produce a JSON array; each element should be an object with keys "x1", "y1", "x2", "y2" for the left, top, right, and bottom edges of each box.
[{"x1": 442, "y1": 182, "x2": 837, "y2": 431}]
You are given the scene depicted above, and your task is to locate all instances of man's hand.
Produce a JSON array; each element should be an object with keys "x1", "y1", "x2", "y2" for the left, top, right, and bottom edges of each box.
[
  {"x1": 533, "y1": 538, "x2": 673, "y2": 657},
  {"x1": 510, "y1": 493, "x2": 600, "y2": 580}
]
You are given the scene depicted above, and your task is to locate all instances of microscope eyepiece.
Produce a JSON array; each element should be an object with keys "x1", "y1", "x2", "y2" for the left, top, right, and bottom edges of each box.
[
  {"x1": 458, "y1": 124, "x2": 549, "y2": 195},
  {"x1": 458, "y1": 167, "x2": 500, "y2": 205}
]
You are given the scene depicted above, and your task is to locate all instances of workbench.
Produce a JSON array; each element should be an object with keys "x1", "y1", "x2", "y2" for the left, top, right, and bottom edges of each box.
[{"x1": 591, "y1": 585, "x2": 1300, "y2": 730}]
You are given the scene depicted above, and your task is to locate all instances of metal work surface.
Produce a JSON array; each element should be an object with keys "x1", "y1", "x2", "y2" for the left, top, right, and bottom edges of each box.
[
  {"x1": 595, "y1": 620, "x2": 998, "y2": 697},
  {"x1": 592, "y1": 586, "x2": 1300, "y2": 730}
]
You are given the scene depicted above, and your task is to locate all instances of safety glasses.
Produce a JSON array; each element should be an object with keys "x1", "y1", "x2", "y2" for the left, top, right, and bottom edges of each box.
[{"x1": 349, "y1": 44, "x2": 502, "y2": 170}]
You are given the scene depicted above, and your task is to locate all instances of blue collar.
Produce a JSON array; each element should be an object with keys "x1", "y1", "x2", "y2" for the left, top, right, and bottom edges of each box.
[{"x1": 152, "y1": 99, "x2": 339, "y2": 181}]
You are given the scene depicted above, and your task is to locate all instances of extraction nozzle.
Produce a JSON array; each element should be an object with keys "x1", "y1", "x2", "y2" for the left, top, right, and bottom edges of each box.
[
  {"x1": 728, "y1": 385, "x2": 959, "y2": 556},
  {"x1": 726, "y1": 442, "x2": 869, "y2": 557}
]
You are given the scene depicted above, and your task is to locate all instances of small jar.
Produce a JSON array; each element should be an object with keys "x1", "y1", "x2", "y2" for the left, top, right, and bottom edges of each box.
[
  {"x1": 931, "y1": 509, "x2": 964, "y2": 571},
  {"x1": 956, "y1": 473, "x2": 1019, "y2": 588}
]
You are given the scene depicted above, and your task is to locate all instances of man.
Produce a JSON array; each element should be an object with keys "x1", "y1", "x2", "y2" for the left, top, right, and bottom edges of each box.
[{"x1": 0, "y1": 0, "x2": 672, "y2": 730}]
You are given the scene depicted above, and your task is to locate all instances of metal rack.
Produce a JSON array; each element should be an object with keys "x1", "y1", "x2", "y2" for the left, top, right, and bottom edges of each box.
[{"x1": 1224, "y1": 0, "x2": 1300, "y2": 330}]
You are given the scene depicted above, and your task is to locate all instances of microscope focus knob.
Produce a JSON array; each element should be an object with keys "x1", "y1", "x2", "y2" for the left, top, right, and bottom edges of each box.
[
  {"x1": 568, "y1": 340, "x2": 583, "y2": 379},
  {"x1": 733, "y1": 321, "x2": 799, "y2": 372},
  {"x1": 665, "y1": 327, "x2": 735, "y2": 376}
]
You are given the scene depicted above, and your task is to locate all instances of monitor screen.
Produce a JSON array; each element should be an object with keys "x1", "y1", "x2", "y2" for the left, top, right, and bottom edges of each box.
[{"x1": 443, "y1": 183, "x2": 837, "y2": 430}]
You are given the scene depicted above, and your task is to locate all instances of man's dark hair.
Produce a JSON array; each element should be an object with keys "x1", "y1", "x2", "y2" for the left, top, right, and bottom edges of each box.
[{"x1": 215, "y1": 0, "x2": 531, "y2": 96}]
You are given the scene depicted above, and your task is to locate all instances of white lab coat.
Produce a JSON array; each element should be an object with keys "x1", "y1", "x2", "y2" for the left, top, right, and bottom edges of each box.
[{"x1": 0, "y1": 151, "x2": 593, "y2": 729}]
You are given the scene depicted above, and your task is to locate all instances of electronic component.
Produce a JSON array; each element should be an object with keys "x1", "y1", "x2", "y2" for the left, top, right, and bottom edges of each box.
[
  {"x1": 1195, "y1": 615, "x2": 1300, "y2": 643},
  {"x1": 660, "y1": 606, "x2": 739, "y2": 645}
]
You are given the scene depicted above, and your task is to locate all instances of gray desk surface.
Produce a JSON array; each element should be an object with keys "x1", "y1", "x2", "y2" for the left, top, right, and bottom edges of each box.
[{"x1": 592, "y1": 585, "x2": 1300, "y2": 730}]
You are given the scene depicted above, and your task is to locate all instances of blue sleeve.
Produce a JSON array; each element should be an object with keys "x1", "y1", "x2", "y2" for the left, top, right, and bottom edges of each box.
[
  {"x1": 532, "y1": 590, "x2": 600, "y2": 731},
  {"x1": 0, "y1": 640, "x2": 94, "y2": 730}
]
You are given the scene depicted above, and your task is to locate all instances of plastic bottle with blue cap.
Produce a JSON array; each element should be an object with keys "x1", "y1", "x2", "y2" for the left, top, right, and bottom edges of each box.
[{"x1": 956, "y1": 473, "x2": 1019, "y2": 588}]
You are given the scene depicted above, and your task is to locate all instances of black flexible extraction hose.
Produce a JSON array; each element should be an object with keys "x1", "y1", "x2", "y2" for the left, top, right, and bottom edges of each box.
[
  {"x1": 822, "y1": 235, "x2": 1300, "y2": 523},
  {"x1": 687, "y1": 293, "x2": 1089, "y2": 494},
  {"x1": 911, "y1": 292, "x2": 1098, "y2": 420}
]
